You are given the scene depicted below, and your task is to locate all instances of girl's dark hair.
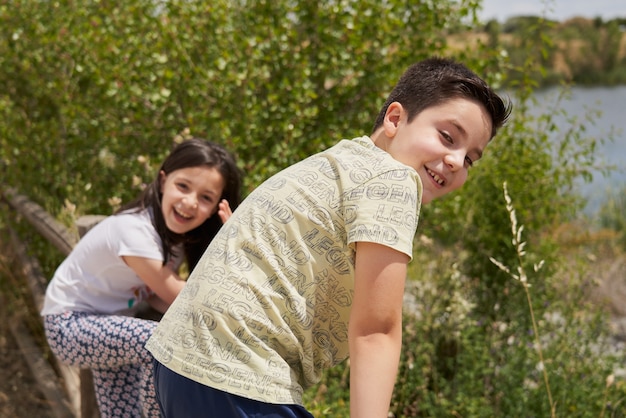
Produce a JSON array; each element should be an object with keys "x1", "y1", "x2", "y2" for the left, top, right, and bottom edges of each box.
[
  {"x1": 372, "y1": 57, "x2": 512, "y2": 138},
  {"x1": 117, "y1": 138, "x2": 242, "y2": 271}
]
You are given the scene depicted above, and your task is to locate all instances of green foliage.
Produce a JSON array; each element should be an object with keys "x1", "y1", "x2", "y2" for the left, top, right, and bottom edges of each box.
[
  {"x1": 558, "y1": 19, "x2": 626, "y2": 86},
  {"x1": 447, "y1": 91, "x2": 605, "y2": 320},
  {"x1": 303, "y1": 361, "x2": 351, "y2": 417},
  {"x1": 390, "y1": 7, "x2": 620, "y2": 415},
  {"x1": 0, "y1": 0, "x2": 478, "y2": 217},
  {"x1": 1, "y1": 0, "x2": 623, "y2": 416},
  {"x1": 419, "y1": 16, "x2": 610, "y2": 322},
  {"x1": 390, "y1": 204, "x2": 622, "y2": 417},
  {"x1": 306, "y1": 232, "x2": 624, "y2": 416},
  {"x1": 501, "y1": 15, "x2": 557, "y2": 34},
  {"x1": 597, "y1": 185, "x2": 626, "y2": 250},
  {"x1": 482, "y1": 13, "x2": 626, "y2": 87}
]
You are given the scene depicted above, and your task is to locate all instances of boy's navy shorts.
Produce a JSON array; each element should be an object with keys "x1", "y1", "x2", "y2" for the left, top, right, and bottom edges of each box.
[{"x1": 153, "y1": 358, "x2": 315, "y2": 418}]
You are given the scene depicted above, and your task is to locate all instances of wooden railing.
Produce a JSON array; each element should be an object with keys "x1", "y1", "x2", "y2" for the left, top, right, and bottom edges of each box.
[{"x1": 2, "y1": 187, "x2": 105, "y2": 418}]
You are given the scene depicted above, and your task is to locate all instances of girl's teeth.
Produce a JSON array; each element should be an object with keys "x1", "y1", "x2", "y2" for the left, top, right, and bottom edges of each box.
[{"x1": 175, "y1": 208, "x2": 191, "y2": 219}]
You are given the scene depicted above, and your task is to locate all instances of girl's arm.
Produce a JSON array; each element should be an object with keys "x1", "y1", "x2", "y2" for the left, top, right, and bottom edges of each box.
[
  {"x1": 145, "y1": 293, "x2": 169, "y2": 314},
  {"x1": 122, "y1": 256, "x2": 186, "y2": 312},
  {"x1": 123, "y1": 201, "x2": 234, "y2": 314},
  {"x1": 348, "y1": 241, "x2": 408, "y2": 418}
]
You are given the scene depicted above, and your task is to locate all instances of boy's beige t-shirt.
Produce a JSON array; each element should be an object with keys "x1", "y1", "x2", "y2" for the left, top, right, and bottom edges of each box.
[{"x1": 146, "y1": 136, "x2": 423, "y2": 405}]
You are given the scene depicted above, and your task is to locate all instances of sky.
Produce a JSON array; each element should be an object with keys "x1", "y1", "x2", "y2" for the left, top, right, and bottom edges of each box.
[{"x1": 479, "y1": 0, "x2": 626, "y2": 22}]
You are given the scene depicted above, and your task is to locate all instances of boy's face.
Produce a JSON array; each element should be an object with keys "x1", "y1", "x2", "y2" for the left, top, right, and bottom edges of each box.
[{"x1": 382, "y1": 98, "x2": 492, "y2": 204}]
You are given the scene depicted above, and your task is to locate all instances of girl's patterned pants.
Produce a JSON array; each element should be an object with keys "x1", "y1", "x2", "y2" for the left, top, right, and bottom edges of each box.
[{"x1": 43, "y1": 311, "x2": 160, "y2": 418}]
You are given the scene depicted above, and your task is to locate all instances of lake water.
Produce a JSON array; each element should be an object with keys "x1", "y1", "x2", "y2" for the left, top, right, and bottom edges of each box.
[{"x1": 530, "y1": 85, "x2": 626, "y2": 214}]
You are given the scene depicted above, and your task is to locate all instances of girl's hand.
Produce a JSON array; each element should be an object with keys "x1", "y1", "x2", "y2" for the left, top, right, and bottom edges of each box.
[{"x1": 217, "y1": 199, "x2": 232, "y2": 223}]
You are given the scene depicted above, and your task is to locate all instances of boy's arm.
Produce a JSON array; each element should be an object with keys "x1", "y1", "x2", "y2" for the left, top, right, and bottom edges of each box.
[{"x1": 349, "y1": 242, "x2": 409, "y2": 418}]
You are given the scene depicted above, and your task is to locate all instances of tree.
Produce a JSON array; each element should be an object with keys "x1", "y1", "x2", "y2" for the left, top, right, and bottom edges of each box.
[{"x1": 0, "y1": 0, "x2": 484, "y2": 215}]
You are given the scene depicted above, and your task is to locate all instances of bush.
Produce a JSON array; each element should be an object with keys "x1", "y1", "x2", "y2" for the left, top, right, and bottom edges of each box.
[
  {"x1": 597, "y1": 186, "x2": 626, "y2": 251},
  {"x1": 0, "y1": 0, "x2": 480, "y2": 215},
  {"x1": 1, "y1": 0, "x2": 623, "y2": 416}
]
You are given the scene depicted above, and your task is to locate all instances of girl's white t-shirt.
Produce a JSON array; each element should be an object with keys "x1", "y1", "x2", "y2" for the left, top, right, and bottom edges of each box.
[{"x1": 41, "y1": 209, "x2": 181, "y2": 316}]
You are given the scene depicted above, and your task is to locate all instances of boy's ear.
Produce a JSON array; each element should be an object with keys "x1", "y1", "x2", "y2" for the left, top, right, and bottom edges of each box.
[{"x1": 383, "y1": 102, "x2": 403, "y2": 137}]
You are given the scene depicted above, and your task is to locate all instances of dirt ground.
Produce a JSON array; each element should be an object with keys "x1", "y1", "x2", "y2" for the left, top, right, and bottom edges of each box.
[{"x1": 0, "y1": 306, "x2": 56, "y2": 418}]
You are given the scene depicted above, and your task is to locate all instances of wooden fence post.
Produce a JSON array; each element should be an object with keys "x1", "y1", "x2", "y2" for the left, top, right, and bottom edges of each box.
[{"x1": 1, "y1": 188, "x2": 103, "y2": 418}]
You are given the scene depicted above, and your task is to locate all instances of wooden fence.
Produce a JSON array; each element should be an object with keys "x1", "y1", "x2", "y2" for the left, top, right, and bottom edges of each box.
[{"x1": 1, "y1": 187, "x2": 105, "y2": 418}]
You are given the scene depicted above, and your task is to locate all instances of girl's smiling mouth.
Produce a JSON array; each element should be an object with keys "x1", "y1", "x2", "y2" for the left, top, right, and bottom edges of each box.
[{"x1": 174, "y1": 207, "x2": 193, "y2": 220}]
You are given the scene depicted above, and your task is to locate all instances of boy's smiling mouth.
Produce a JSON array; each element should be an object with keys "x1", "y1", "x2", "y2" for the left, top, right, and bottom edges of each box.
[{"x1": 426, "y1": 168, "x2": 445, "y2": 186}]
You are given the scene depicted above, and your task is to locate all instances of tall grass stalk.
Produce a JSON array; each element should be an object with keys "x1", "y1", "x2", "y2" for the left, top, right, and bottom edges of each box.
[
  {"x1": 489, "y1": 182, "x2": 556, "y2": 418},
  {"x1": 599, "y1": 374, "x2": 615, "y2": 418}
]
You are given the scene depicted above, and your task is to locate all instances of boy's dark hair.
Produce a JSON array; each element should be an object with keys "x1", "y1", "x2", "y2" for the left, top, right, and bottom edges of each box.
[
  {"x1": 117, "y1": 138, "x2": 243, "y2": 270},
  {"x1": 372, "y1": 57, "x2": 511, "y2": 138}
]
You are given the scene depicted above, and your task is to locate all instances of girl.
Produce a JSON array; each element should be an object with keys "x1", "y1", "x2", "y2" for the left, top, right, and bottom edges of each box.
[{"x1": 41, "y1": 138, "x2": 242, "y2": 418}]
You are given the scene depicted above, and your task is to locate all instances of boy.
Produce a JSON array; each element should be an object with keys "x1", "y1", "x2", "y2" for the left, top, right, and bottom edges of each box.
[{"x1": 147, "y1": 57, "x2": 511, "y2": 417}]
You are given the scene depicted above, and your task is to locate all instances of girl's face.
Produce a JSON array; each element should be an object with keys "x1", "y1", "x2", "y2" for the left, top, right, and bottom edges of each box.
[
  {"x1": 382, "y1": 98, "x2": 492, "y2": 204},
  {"x1": 159, "y1": 166, "x2": 225, "y2": 234}
]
